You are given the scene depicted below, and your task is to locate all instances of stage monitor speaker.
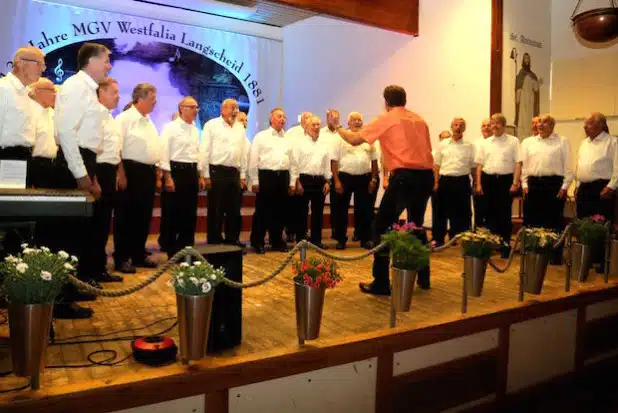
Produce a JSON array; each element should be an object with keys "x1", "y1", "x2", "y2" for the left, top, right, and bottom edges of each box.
[{"x1": 195, "y1": 244, "x2": 243, "y2": 354}]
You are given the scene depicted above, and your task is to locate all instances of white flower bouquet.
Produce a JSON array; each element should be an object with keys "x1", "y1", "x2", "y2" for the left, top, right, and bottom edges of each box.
[
  {"x1": 0, "y1": 244, "x2": 78, "y2": 304},
  {"x1": 169, "y1": 260, "x2": 225, "y2": 296}
]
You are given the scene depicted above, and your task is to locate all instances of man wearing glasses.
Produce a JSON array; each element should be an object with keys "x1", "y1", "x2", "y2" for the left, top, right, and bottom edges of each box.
[
  {"x1": 28, "y1": 77, "x2": 58, "y2": 189},
  {"x1": 0, "y1": 46, "x2": 46, "y2": 186},
  {"x1": 159, "y1": 96, "x2": 204, "y2": 258},
  {"x1": 202, "y1": 98, "x2": 250, "y2": 247}
]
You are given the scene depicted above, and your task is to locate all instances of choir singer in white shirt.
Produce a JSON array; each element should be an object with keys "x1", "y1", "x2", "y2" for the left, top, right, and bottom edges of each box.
[
  {"x1": 293, "y1": 115, "x2": 331, "y2": 249},
  {"x1": 332, "y1": 112, "x2": 379, "y2": 250},
  {"x1": 113, "y1": 83, "x2": 160, "y2": 273},
  {"x1": 0, "y1": 46, "x2": 46, "y2": 187},
  {"x1": 433, "y1": 118, "x2": 475, "y2": 245},
  {"x1": 474, "y1": 113, "x2": 522, "y2": 258},
  {"x1": 29, "y1": 77, "x2": 58, "y2": 189},
  {"x1": 248, "y1": 108, "x2": 295, "y2": 254},
  {"x1": 202, "y1": 98, "x2": 248, "y2": 247}
]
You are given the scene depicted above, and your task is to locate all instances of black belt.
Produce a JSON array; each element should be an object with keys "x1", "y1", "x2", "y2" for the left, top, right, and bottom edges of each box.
[
  {"x1": 171, "y1": 161, "x2": 197, "y2": 171},
  {"x1": 529, "y1": 175, "x2": 563, "y2": 183},
  {"x1": 300, "y1": 174, "x2": 325, "y2": 180},
  {"x1": 124, "y1": 159, "x2": 156, "y2": 169},
  {"x1": 210, "y1": 164, "x2": 238, "y2": 172},
  {"x1": 391, "y1": 168, "x2": 432, "y2": 176},
  {"x1": 259, "y1": 169, "x2": 289, "y2": 176}
]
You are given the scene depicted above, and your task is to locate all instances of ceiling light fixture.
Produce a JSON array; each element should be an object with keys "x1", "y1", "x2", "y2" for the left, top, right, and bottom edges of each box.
[{"x1": 571, "y1": 0, "x2": 618, "y2": 43}]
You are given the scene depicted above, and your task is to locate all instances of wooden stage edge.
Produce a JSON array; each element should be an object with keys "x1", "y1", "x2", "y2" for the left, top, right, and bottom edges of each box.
[{"x1": 3, "y1": 278, "x2": 618, "y2": 412}]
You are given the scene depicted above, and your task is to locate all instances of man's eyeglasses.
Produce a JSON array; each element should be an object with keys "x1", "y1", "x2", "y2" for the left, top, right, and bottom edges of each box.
[
  {"x1": 180, "y1": 105, "x2": 199, "y2": 110},
  {"x1": 21, "y1": 58, "x2": 46, "y2": 70}
]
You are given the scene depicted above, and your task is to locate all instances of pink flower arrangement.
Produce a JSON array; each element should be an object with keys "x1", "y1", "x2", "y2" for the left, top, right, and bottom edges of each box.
[
  {"x1": 293, "y1": 257, "x2": 342, "y2": 289},
  {"x1": 392, "y1": 222, "x2": 421, "y2": 232},
  {"x1": 591, "y1": 214, "x2": 606, "y2": 223}
]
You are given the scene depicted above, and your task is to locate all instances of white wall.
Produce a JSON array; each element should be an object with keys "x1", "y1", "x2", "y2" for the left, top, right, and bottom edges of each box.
[{"x1": 282, "y1": 0, "x2": 492, "y2": 149}]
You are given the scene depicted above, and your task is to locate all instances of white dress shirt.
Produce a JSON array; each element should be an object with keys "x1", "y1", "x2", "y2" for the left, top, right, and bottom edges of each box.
[
  {"x1": 159, "y1": 117, "x2": 201, "y2": 172},
  {"x1": 434, "y1": 138, "x2": 475, "y2": 177},
  {"x1": 287, "y1": 125, "x2": 307, "y2": 142},
  {"x1": 31, "y1": 102, "x2": 57, "y2": 159},
  {"x1": 334, "y1": 139, "x2": 377, "y2": 175},
  {"x1": 319, "y1": 126, "x2": 342, "y2": 159},
  {"x1": 55, "y1": 71, "x2": 105, "y2": 178},
  {"x1": 521, "y1": 133, "x2": 573, "y2": 190},
  {"x1": 248, "y1": 127, "x2": 294, "y2": 186},
  {"x1": 0, "y1": 72, "x2": 35, "y2": 148},
  {"x1": 576, "y1": 131, "x2": 618, "y2": 189},
  {"x1": 475, "y1": 134, "x2": 521, "y2": 175},
  {"x1": 472, "y1": 137, "x2": 488, "y2": 163},
  {"x1": 116, "y1": 106, "x2": 161, "y2": 166},
  {"x1": 97, "y1": 106, "x2": 122, "y2": 165},
  {"x1": 202, "y1": 116, "x2": 250, "y2": 179},
  {"x1": 293, "y1": 135, "x2": 333, "y2": 181}
]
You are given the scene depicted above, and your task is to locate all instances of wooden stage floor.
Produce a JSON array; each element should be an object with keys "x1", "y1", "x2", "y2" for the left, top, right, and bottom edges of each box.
[{"x1": 1, "y1": 233, "x2": 617, "y2": 398}]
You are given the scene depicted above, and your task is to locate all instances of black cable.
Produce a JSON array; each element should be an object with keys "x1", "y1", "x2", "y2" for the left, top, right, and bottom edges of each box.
[
  {"x1": 50, "y1": 320, "x2": 178, "y2": 347},
  {"x1": 53, "y1": 316, "x2": 177, "y2": 342}
]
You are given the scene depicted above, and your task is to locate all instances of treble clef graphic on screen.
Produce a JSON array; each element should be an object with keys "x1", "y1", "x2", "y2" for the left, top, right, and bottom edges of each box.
[{"x1": 54, "y1": 58, "x2": 64, "y2": 82}]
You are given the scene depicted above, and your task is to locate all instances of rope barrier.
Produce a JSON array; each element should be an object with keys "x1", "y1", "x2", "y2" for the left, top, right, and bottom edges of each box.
[{"x1": 67, "y1": 224, "x2": 577, "y2": 296}]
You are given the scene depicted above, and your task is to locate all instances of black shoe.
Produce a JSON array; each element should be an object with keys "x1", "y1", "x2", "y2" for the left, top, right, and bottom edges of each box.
[
  {"x1": 53, "y1": 302, "x2": 94, "y2": 319},
  {"x1": 500, "y1": 247, "x2": 511, "y2": 259},
  {"x1": 98, "y1": 271, "x2": 123, "y2": 283},
  {"x1": 272, "y1": 243, "x2": 289, "y2": 253},
  {"x1": 135, "y1": 258, "x2": 157, "y2": 268},
  {"x1": 286, "y1": 234, "x2": 295, "y2": 243},
  {"x1": 359, "y1": 282, "x2": 391, "y2": 296},
  {"x1": 87, "y1": 279, "x2": 103, "y2": 290},
  {"x1": 336, "y1": 242, "x2": 346, "y2": 250},
  {"x1": 361, "y1": 241, "x2": 374, "y2": 250},
  {"x1": 224, "y1": 240, "x2": 246, "y2": 249},
  {"x1": 352, "y1": 234, "x2": 360, "y2": 242},
  {"x1": 312, "y1": 242, "x2": 326, "y2": 250},
  {"x1": 116, "y1": 261, "x2": 136, "y2": 274},
  {"x1": 417, "y1": 281, "x2": 431, "y2": 290},
  {"x1": 253, "y1": 245, "x2": 265, "y2": 254}
]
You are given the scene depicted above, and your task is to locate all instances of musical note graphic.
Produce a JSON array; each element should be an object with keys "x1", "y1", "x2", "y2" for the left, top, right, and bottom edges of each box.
[
  {"x1": 54, "y1": 58, "x2": 64, "y2": 82},
  {"x1": 168, "y1": 48, "x2": 181, "y2": 63}
]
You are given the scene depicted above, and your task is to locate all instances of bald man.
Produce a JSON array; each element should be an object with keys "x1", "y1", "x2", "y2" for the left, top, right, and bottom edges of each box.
[
  {"x1": 29, "y1": 77, "x2": 58, "y2": 188},
  {"x1": 0, "y1": 46, "x2": 46, "y2": 186},
  {"x1": 159, "y1": 96, "x2": 204, "y2": 257},
  {"x1": 202, "y1": 98, "x2": 250, "y2": 247},
  {"x1": 472, "y1": 120, "x2": 492, "y2": 229},
  {"x1": 285, "y1": 111, "x2": 313, "y2": 242}
]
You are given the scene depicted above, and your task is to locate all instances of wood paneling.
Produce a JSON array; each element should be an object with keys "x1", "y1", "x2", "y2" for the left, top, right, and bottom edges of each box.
[
  {"x1": 269, "y1": 0, "x2": 419, "y2": 35},
  {"x1": 583, "y1": 313, "x2": 618, "y2": 361}
]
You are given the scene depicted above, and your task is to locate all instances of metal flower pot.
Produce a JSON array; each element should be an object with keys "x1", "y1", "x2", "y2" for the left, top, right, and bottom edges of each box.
[
  {"x1": 8, "y1": 303, "x2": 53, "y2": 381},
  {"x1": 609, "y1": 240, "x2": 618, "y2": 276},
  {"x1": 294, "y1": 282, "x2": 325, "y2": 341},
  {"x1": 464, "y1": 256, "x2": 488, "y2": 297},
  {"x1": 523, "y1": 253, "x2": 550, "y2": 294},
  {"x1": 176, "y1": 293, "x2": 214, "y2": 363},
  {"x1": 571, "y1": 242, "x2": 592, "y2": 282},
  {"x1": 391, "y1": 267, "x2": 417, "y2": 312}
]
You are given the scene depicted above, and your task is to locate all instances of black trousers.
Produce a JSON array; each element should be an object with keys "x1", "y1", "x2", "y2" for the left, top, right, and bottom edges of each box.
[
  {"x1": 207, "y1": 165, "x2": 241, "y2": 244},
  {"x1": 286, "y1": 194, "x2": 304, "y2": 239},
  {"x1": 250, "y1": 169, "x2": 289, "y2": 248},
  {"x1": 373, "y1": 169, "x2": 433, "y2": 287},
  {"x1": 482, "y1": 172, "x2": 514, "y2": 246},
  {"x1": 473, "y1": 193, "x2": 488, "y2": 229},
  {"x1": 298, "y1": 174, "x2": 327, "y2": 244},
  {"x1": 114, "y1": 160, "x2": 156, "y2": 265},
  {"x1": 431, "y1": 192, "x2": 446, "y2": 243},
  {"x1": 334, "y1": 172, "x2": 373, "y2": 243},
  {"x1": 433, "y1": 175, "x2": 472, "y2": 244},
  {"x1": 524, "y1": 176, "x2": 565, "y2": 230},
  {"x1": 577, "y1": 179, "x2": 614, "y2": 222},
  {"x1": 30, "y1": 156, "x2": 56, "y2": 188},
  {"x1": 91, "y1": 163, "x2": 117, "y2": 274},
  {"x1": 162, "y1": 162, "x2": 199, "y2": 257},
  {"x1": 0, "y1": 145, "x2": 32, "y2": 187}
]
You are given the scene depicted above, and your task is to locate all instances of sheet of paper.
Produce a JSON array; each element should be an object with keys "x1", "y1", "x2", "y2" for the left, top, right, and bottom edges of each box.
[{"x1": 0, "y1": 160, "x2": 27, "y2": 189}]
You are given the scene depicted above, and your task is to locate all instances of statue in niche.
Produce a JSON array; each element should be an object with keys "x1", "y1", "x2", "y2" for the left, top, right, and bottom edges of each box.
[{"x1": 514, "y1": 52, "x2": 540, "y2": 139}]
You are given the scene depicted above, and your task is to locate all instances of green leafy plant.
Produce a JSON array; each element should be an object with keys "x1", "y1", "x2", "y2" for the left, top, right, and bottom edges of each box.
[
  {"x1": 460, "y1": 228, "x2": 503, "y2": 259},
  {"x1": 293, "y1": 257, "x2": 342, "y2": 289},
  {"x1": 169, "y1": 260, "x2": 225, "y2": 296},
  {"x1": 522, "y1": 227, "x2": 560, "y2": 254},
  {"x1": 382, "y1": 222, "x2": 430, "y2": 271},
  {"x1": 575, "y1": 215, "x2": 607, "y2": 246},
  {"x1": 0, "y1": 244, "x2": 77, "y2": 305}
]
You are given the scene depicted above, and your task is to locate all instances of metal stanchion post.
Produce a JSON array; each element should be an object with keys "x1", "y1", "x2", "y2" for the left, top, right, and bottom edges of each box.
[
  {"x1": 604, "y1": 224, "x2": 611, "y2": 283},
  {"x1": 30, "y1": 372, "x2": 40, "y2": 390},
  {"x1": 519, "y1": 230, "x2": 526, "y2": 302},
  {"x1": 461, "y1": 272, "x2": 468, "y2": 314},
  {"x1": 565, "y1": 227, "x2": 572, "y2": 292},
  {"x1": 390, "y1": 299, "x2": 396, "y2": 328},
  {"x1": 299, "y1": 242, "x2": 307, "y2": 346}
]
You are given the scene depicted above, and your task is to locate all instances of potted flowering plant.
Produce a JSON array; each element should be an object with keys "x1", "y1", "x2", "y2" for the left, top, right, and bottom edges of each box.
[
  {"x1": 521, "y1": 228, "x2": 560, "y2": 294},
  {"x1": 382, "y1": 222, "x2": 429, "y2": 312},
  {"x1": 170, "y1": 260, "x2": 225, "y2": 363},
  {"x1": 293, "y1": 257, "x2": 341, "y2": 342},
  {"x1": 0, "y1": 244, "x2": 77, "y2": 387},
  {"x1": 459, "y1": 229, "x2": 503, "y2": 297},
  {"x1": 572, "y1": 215, "x2": 607, "y2": 281}
]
